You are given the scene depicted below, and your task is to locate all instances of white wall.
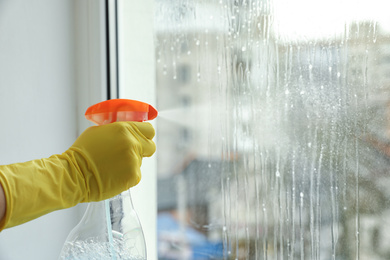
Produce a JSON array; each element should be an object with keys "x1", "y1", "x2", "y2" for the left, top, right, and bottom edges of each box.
[{"x1": 0, "y1": 1, "x2": 82, "y2": 259}]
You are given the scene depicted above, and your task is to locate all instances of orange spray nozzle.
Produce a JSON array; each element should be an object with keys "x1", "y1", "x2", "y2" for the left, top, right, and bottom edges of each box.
[{"x1": 85, "y1": 99, "x2": 158, "y2": 125}]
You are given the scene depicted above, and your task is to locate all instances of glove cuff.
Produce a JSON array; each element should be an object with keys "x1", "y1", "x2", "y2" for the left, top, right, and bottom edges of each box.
[
  {"x1": 0, "y1": 170, "x2": 11, "y2": 231},
  {"x1": 0, "y1": 153, "x2": 87, "y2": 230}
]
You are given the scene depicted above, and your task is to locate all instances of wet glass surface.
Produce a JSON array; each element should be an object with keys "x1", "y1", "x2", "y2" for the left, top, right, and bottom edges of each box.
[{"x1": 155, "y1": 1, "x2": 390, "y2": 259}]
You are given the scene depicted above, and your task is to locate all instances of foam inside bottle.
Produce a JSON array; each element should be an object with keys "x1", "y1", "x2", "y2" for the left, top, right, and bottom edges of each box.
[{"x1": 59, "y1": 190, "x2": 147, "y2": 259}]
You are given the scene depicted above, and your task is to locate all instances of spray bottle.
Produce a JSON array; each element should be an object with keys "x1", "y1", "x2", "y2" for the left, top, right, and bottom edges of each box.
[{"x1": 59, "y1": 99, "x2": 158, "y2": 260}]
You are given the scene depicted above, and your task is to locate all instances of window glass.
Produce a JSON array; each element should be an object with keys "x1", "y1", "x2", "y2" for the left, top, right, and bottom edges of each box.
[{"x1": 155, "y1": 0, "x2": 390, "y2": 259}]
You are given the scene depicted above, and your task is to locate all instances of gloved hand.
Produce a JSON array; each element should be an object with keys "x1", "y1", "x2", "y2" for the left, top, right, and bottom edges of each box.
[{"x1": 0, "y1": 121, "x2": 156, "y2": 230}]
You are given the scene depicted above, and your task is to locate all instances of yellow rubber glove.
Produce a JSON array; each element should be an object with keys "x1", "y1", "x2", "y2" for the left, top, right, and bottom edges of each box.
[{"x1": 0, "y1": 121, "x2": 156, "y2": 230}]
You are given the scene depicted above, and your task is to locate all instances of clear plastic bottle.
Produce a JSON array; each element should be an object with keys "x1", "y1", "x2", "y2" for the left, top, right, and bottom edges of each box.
[{"x1": 59, "y1": 99, "x2": 158, "y2": 260}]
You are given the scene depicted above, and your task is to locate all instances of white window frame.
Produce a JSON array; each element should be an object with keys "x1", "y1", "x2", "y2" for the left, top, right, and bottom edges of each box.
[{"x1": 75, "y1": 0, "x2": 157, "y2": 259}]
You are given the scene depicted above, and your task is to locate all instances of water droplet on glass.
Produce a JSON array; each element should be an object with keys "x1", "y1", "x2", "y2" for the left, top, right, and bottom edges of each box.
[
  {"x1": 162, "y1": 65, "x2": 167, "y2": 75},
  {"x1": 242, "y1": 46, "x2": 246, "y2": 52}
]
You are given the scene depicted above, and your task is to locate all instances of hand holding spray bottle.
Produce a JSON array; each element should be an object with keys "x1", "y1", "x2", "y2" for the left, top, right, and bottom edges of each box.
[{"x1": 59, "y1": 99, "x2": 158, "y2": 260}]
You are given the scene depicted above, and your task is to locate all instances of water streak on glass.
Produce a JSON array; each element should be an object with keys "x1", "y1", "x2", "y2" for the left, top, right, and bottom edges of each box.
[{"x1": 155, "y1": 0, "x2": 390, "y2": 259}]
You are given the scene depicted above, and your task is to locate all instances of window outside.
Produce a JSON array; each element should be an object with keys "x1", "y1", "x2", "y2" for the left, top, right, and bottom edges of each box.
[{"x1": 155, "y1": 1, "x2": 390, "y2": 259}]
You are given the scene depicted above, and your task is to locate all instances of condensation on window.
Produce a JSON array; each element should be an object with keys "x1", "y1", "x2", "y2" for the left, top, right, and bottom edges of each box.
[{"x1": 155, "y1": 0, "x2": 390, "y2": 259}]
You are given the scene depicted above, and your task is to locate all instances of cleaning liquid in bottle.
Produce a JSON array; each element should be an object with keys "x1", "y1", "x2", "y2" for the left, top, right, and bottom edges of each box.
[{"x1": 59, "y1": 99, "x2": 158, "y2": 260}]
